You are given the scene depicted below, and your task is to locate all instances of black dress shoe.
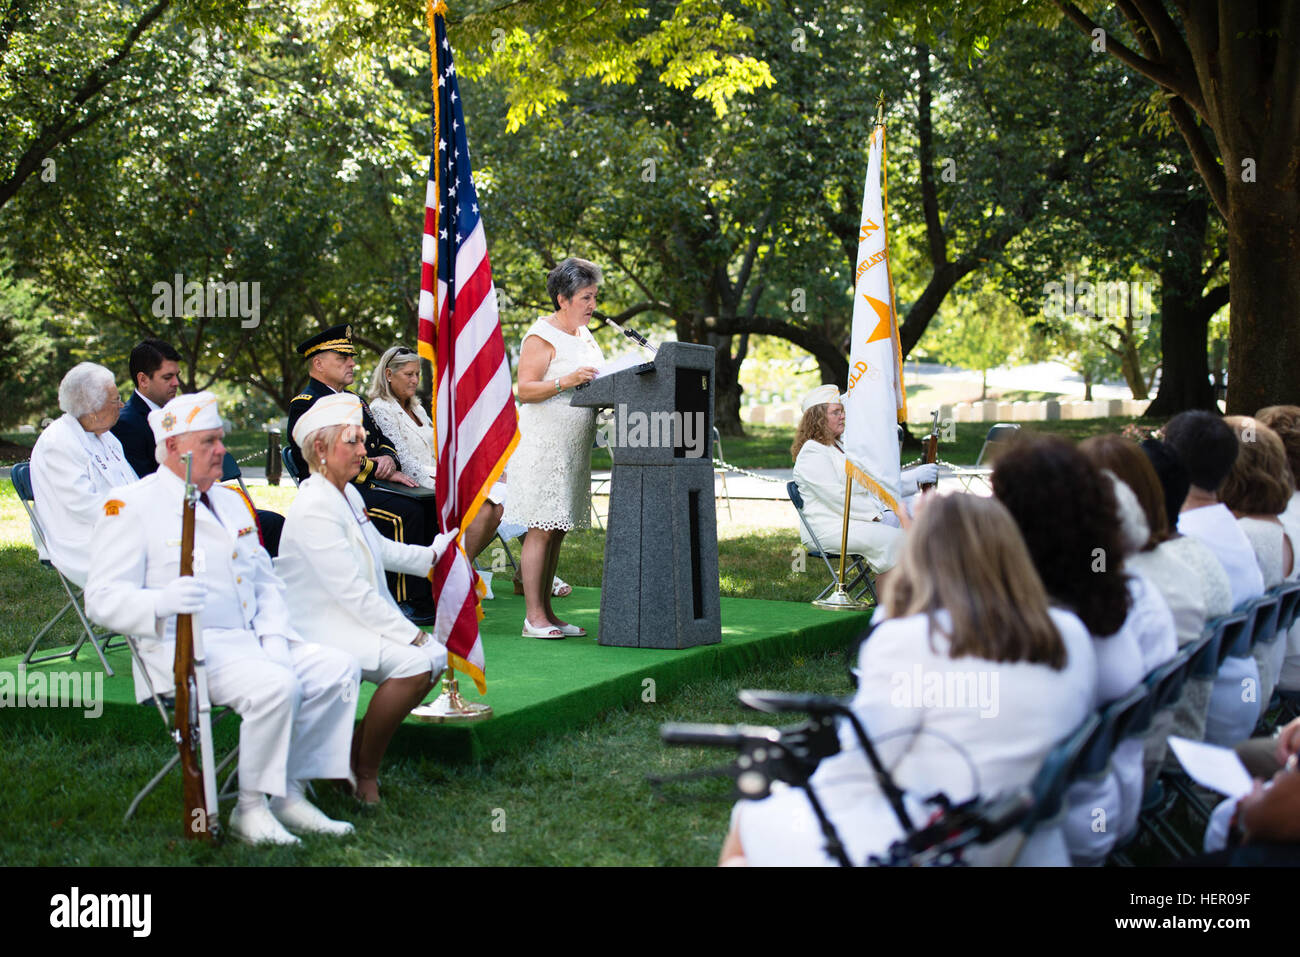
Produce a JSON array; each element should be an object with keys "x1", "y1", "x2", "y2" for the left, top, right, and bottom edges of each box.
[{"x1": 399, "y1": 600, "x2": 437, "y2": 625}]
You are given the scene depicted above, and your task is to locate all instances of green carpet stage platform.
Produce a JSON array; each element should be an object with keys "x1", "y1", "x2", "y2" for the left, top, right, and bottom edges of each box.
[{"x1": 0, "y1": 587, "x2": 872, "y2": 762}]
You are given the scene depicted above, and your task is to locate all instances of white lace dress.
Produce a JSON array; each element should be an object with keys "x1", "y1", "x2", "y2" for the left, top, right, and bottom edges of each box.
[
  {"x1": 369, "y1": 397, "x2": 436, "y2": 489},
  {"x1": 504, "y1": 317, "x2": 604, "y2": 531}
]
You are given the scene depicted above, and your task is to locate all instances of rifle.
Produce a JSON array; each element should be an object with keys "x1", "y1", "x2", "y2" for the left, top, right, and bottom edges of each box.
[
  {"x1": 920, "y1": 410, "x2": 940, "y2": 492},
  {"x1": 173, "y1": 452, "x2": 221, "y2": 841}
]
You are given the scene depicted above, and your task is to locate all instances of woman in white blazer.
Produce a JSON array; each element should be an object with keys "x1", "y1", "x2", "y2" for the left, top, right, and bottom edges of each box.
[
  {"x1": 30, "y1": 362, "x2": 137, "y2": 586},
  {"x1": 277, "y1": 393, "x2": 456, "y2": 804}
]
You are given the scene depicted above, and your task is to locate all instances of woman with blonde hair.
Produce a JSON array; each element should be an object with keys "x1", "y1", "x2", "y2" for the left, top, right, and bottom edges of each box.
[
  {"x1": 720, "y1": 493, "x2": 1096, "y2": 866},
  {"x1": 367, "y1": 344, "x2": 506, "y2": 584}
]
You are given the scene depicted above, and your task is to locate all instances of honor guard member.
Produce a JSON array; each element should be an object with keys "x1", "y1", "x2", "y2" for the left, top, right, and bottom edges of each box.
[
  {"x1": 287, "y1": 324, "x2": 437, "y2": 624},
  {"x1": 85, "y1": 392, "x2": 361, "y2": 846}
]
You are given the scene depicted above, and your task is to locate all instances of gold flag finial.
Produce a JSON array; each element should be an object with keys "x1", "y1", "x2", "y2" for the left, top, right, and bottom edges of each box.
[{"x1": 875, "y1": 92, "x2": 885, "y2": 128}]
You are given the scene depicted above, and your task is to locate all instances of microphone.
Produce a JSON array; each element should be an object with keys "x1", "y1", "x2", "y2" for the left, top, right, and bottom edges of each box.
[{"x1": 602, "y1": 315, "x2": 657, "y2": 355}]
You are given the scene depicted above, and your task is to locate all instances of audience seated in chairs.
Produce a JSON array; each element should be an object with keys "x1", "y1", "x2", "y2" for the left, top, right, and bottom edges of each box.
[
  {"x1": 287, "y1": 324, "x2": 438, "y2": 624},
  {"x1": 1079, "y1": 436, "x2": 1210, "y2": 787},
  {"x1": 1219, "y1": 416, "x2": 1298, "y2": 710},
  {"x1": 720, "y1": 493, "x2": 1096, "y2": 866},
  {"x1": 1256, "y1": 406, "x2": 1300, "y2": 697},
  {"x1": 1163, "y1": 410, "x2": 1266, "y2": 747},
  {"x1": 30, "y1": 362, "x2": 138, "y2": 588},
  {"x1": 991, "y1": 435, "x2": 1157, "y2": 865}
]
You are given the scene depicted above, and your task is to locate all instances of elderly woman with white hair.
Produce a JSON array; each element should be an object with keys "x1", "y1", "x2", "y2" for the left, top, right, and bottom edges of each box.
[
  {"x1": 791, "y1": 384, "x2": 936, "y2": 578},
  {"x1": 30, "y1": 361, "x2": 137, "y2": 586},
  {"x1": 276, "y1": 393, "x2": 458, "y2": 804}
]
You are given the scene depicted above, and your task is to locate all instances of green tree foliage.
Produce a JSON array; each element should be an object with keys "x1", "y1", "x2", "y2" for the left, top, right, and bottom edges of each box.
[
  {"x1": 5, "y1": 3, "x2": 429, "y2": 415},
  {"x1": 924, "y1": 281, "x2": 1033, "y2": 401}
]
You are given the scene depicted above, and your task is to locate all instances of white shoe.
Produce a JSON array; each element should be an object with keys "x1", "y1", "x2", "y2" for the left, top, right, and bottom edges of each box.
[
  {"x1": 230, "y1": 802, "x2": 301, "y2": 846},
  {"x1": 271, "y1": 798, "x2": 355, "y2": 837}
]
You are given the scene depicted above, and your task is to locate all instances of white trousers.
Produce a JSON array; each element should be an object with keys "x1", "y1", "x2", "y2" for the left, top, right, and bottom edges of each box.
[
  {"x1": 1205, "y1": 656, "x2": 1262, "y2": 746},
  {"x1": 134, "y1": 632, "x2": 360, "y2": 798}
]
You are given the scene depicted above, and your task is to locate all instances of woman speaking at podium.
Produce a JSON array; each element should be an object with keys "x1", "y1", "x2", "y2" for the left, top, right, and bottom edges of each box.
[{"x1": 504, "y1": 257, "x2": 605, "y2": 639}]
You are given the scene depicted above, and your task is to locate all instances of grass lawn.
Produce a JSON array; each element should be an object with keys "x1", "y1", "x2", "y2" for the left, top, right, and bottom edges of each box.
[{"x1": 2, "y1": 412, "x2": 1201, "y2": 866}]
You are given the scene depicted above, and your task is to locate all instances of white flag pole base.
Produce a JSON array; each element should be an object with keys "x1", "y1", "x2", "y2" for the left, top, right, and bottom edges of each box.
[{"x1": 409, "y1": 670, "x2": 493, "y2": 723}]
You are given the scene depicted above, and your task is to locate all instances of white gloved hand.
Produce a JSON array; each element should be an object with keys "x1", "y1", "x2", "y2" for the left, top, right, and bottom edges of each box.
[
  {"x1": 432, "y1": 528, "x2": 460, "y2": 561},
  {"x1": 901, "y1": 463, "x2": 939, "y2": 495},
  {"x1": 155, "y1": 577, "x2": 208, "y2": 618},
  {"x1": 260, "y1": 633, "x2": 293, "y2": 668}
]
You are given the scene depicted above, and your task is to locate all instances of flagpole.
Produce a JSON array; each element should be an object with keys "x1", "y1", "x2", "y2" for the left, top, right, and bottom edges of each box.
[
  {"x1": 413, "y1": 0, "x2": 492, "y2": 723},
  {"x1": 813, "y1": 477, "x2": 871, "y2": 610}
]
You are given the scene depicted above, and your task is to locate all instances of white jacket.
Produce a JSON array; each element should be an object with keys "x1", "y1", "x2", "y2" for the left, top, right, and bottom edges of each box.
[
  {"x1": 84, "y1": 467, "x2": 297, "y2": 700},
  {"x1": 30, "y1": 413, "x2": 138, "y2": 587},
  {"x1": 793, "y1": 440, "x2": 884, "y2": 539},
  {"x1": 275, "y1": 474, "x2": 440, "y2": 671}
]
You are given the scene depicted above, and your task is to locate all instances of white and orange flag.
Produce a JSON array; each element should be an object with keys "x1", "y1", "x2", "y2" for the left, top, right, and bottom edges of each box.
[{"x1": 841, "y1": 122, "x2": 906, "y2": 514}]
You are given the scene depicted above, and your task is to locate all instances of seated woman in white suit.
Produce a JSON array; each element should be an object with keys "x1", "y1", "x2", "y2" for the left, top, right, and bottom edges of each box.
[
  {"x1": 720, "y1": 493, "x2": 1097, "y2": 866},
  {"x1": 791, "y1": 384, "x2": 936, "y2": 577},
  {"x1": 30, "y1": 362, "x2": 138, "y2": 587},
  {"x1": 277, "y1": 393, "x2": 457, "y2": 804}
]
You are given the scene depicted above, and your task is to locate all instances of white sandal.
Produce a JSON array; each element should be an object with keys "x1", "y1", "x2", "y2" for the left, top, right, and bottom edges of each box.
[
  {"x1": 552, "y1": 577, "x2": 572, "y2": 598},
  {"x1": 522, "y1": 617, "x2": 565, "y2": 640}
]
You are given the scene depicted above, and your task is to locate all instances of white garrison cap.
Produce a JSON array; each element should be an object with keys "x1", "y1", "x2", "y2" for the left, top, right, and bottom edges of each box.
[
  {"x1": 149, "y1": 391, "x2": 222, "y2": 444},
  {"x1": 801, "y1": 384, "x2": 843, "y2": 412},
  {"x1": 292, "y1": 392, "x2": 364, "y2": 449}
]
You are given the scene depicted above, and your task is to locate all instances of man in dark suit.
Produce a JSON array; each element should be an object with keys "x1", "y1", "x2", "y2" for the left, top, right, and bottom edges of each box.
[
  {"x1": 111, "y1": 339, "x2": 181, "y2": 477},
  {"x1": 111, "y1": 338, "x2": 285, "y2": 556},
  {"x1": 287, "y1": 324, "x2": 437, "y2": 624}
]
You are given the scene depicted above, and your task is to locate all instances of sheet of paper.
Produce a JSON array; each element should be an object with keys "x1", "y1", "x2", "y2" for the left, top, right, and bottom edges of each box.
[
  {"x1": 595, "y1": 353, "x2": 649, "y2": 378},
  {"x1": 1167, "y1": 736, "x2": 1255, "y2": 798}
]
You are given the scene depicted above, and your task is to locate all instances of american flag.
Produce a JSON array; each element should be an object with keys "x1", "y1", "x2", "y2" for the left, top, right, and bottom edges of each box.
[{"x1": 418, "y1": 0, "x2": 520, "y2": 693}]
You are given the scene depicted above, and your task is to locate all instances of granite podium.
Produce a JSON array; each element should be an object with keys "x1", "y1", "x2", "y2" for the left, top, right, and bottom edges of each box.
[{"x1": 571, "y1": 342, "x2": 722, "y2": 648}]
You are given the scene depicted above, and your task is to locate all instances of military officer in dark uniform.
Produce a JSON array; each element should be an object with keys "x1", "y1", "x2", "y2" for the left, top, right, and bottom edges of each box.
[{"x1": 287, "y1": 324, "x2": 437, "y2": 624}]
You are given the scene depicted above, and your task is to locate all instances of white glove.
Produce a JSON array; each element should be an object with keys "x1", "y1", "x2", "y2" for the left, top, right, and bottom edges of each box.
[
  {"x1": 432, "y1": 528, "x2": 460, "y2": 561},
  {"x1": 901, "y1": 463, "x2": 939, "y2": 496},
  {"x1": 260, "y1": 633, "x2": 293, "y2": 668},
  {"x1": 155, "y1": 577, "x2": 208, "y2": 618}
]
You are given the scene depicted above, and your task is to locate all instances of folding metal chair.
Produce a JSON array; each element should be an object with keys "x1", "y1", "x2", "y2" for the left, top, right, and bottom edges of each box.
[
  {"x1": 11, "y1": 461, "x2": 120, "y2": 676},
  {"x1": 221, "y1": 451, "x2": 253, "y2": 499},
  {"x1": 1121, "y1": 645, "x2": 1201, "y2": 862},
  {"x1": 954, "y1": 423, "x2": 1021, "y2": 492},
  {"x1": 712, "y1": 427, "x2": 733, "y2": 521},
  {"x1": 1010, "y1": 712, "x2": 1099, "y2": 864},
  {"x1": 1164, "y1": 611, "x2": 1249, "y2": 827},
  {"x1": 786, "y1": 480, "x2": 876, "y2": 605},
  {"x1": 281, "y1": 445, "x2": 301, "y2": 486},
  {"x1": 122, "y1": 631, "x2": 241, "y2": 824}
]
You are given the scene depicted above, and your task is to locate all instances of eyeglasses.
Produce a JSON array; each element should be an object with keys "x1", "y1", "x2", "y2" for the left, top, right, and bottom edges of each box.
[{"x1": 393, "y1": 347, "x2": 414, "y2": 356}]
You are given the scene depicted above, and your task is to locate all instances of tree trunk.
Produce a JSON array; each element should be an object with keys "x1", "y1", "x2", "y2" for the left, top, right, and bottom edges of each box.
[
  {"x1": 1224, "y1": 181, "x2": 1300, "y2": 414},
  {"x1": 707, "y1": 331, "x2": 746, "y2": 437},
  {"x1": 1144, "y1": 193, "x2": 1221, "y2": 418},
  {"x1": 1118, "y1": 329, "x2": 1148, "y2": 400},
  {"x1": 1145, "y1": 298, "x2": 1217, "y2": 417}
]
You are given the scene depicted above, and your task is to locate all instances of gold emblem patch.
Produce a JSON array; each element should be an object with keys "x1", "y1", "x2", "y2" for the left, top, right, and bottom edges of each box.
[{"x1": 103, "y1": 499, "x2": 124, "y2": 516}]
